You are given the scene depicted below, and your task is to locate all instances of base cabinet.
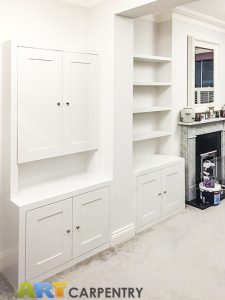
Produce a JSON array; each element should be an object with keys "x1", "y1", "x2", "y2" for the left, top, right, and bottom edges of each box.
[
  {"x1": 137, "y1": 171, "x2": 162, "y2": 228},
  {"x1": 73, "y1": 187, "x2": 110, "y2": 258},
  {"x1": 25, "y1": 187, "x2": 110, "y2": 281},
  {"x1": 136, "y1": 162, "x2": 184, "y2": 230},
  {"x1": 162, "y1": 164, "x2": 183, "y2": 215},
  {"x1": 26, "y1": 199, "x2": 73, "y2": 280}
]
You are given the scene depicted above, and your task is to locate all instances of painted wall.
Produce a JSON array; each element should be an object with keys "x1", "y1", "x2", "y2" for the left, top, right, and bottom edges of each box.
[
  {"x1": 0, "y1": 0, "x2": 89, "y2": 261},
  {"x1": 172, "y1": 13, "x2": 225, "y2": 156},
  {"x1": 88, "y1": 3, "x2": 136, "y2": 239}
]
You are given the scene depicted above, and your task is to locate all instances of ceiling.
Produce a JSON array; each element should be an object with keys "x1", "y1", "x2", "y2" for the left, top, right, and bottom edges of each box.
[
  {"x1": 182, "y1": 0, "x2": 225, "y2": 21},
  {"x1": 59, "y1": 0, "x2": 107, "y2": 8},
  {"x1": 59, "y1": 0, "x2": 225, "y2": 21}
]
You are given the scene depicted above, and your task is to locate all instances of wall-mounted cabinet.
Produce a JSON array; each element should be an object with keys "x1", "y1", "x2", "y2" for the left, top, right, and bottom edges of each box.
[{"x1": 18, "y1": 47, "x2": 98, "y2": 164}]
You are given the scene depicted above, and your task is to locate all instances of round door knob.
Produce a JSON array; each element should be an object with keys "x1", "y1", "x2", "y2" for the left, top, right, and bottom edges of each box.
[
  {"x1": 57, "y1": 102, "x2": 61, "y2": 106},
  {"x1": 76, "y1": 226, "x2": 80, "y2": 230},
  {"x1": 66, "y1": 102, "x2": 70, "y2": 106},
  {"x1": 164, "y1": 191, "x2": 167, "y2": 194}
]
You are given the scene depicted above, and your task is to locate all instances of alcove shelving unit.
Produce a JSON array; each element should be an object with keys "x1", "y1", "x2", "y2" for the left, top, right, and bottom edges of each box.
[{"x1": 133, "y1": 17, "x2": 174, "y2": 174}]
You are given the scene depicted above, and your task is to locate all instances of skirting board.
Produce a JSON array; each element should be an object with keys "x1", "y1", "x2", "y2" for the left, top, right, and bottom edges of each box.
[{"x1": 111, "y1": 224, "x2": 135, "y2": 247}]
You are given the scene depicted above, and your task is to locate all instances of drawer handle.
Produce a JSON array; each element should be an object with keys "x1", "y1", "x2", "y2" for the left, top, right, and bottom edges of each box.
[
  {"x1": 164, "y1": 191, "x2": 167, "y2": 194},
  {"x1": 76, "y1": 226, "x2": 80, "y2": 230},
  {"x1": 158, "y1": 193, "x2": 162, "y2": 196},
  {"x1": 57, "y1": 102, "x2": 61, "y2": 106},
  {"x1": 66, "y1": 102, "x2": 70, "y2": 106},
  {"x1": 66, "y1": 229, "x2": 71, "y2": 234}
]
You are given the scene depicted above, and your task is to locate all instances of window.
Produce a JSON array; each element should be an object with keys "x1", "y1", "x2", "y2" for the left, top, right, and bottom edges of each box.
[{"x1": 195, "y1": 47, "x2": 214, "y2": 105}]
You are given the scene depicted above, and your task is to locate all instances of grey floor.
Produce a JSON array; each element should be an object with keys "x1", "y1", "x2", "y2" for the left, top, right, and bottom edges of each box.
[{"x1": 1, "y1": 203, "x2": 225, "y2": 299}]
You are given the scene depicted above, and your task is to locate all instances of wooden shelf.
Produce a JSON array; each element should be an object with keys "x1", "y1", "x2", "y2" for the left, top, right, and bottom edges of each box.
[
  {"x1": 133, "y1": 82, "x2": 172, "y2": 87},
  {"x1": 133, "y1": 106, "x2": 171, "y2": 114},
  {"x1": 133, "y1": 130, "x2": 171, "y2": 142},
  {"x1": 133, "y1": 54, "x2": 172, "y2": 63}
]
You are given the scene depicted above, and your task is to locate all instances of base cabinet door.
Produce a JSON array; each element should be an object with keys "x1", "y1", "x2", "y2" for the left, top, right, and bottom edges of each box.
[
  {"x1": 137, "y1": 171, "x2": 162, "y2": 228},
  {"x1": 26, "y1": 199, "x2": 72, "y2": 280},
  {"x1": 162, "y1": 164, "x2": 184, "y2": 216},
  {"x1": 73, "y1": 187, "x2": 109, "y2": 258}
]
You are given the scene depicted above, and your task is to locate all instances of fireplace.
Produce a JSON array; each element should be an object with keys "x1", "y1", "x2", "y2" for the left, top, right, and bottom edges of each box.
[
  {"x1": 180, "y1": 119, "x2": 225, "y2": 203},
  {"x1": 196, "y1": 131, "x2": 221, "y2": 187}
]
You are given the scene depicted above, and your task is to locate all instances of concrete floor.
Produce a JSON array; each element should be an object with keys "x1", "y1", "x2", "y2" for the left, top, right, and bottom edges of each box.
[{"x1": 1, "y1": 203, "x2": 225, "y2": 300}]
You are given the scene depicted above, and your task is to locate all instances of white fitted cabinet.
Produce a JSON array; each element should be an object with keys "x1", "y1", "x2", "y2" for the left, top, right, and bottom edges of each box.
[
  {"x1": 162, "y1": 164, "x2": 183, "y2": 215},
  {"x1": 63, "y1": 52, "x2": 98, "y2": 154},
  {"x1": 18, "y1": 47, "x2": 98, "y2": 163},
  {"x1": 25, "y1": 187, "x2": 109, "y2": 281},
  {"x1": 136, "y1": 161, "x2": 184, "y2": 230},
  {"x1": 2, "y1": 42, "x2": 110, "y2": 288},
  {"x1": 73, "y1": 187, "x2": 109, "y2": 258},
  {"x1": 26, "y1": 199, "x2": 73, "y2": 280},
  {"x1": 18, "y1": 48, "x2": 63, "y2": 163},
  {"x1": 137, "y1": 171, "x2": 162, "y2": 228}
]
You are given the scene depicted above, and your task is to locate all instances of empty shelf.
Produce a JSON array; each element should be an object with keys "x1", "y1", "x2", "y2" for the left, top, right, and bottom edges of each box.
[
  {"x1": 133, "y1": 130, "x2": 171, "y2": 142},
  {"x1": 133, "y1": 106, "x2": 171, "y2": 113},
  {"x1": 133, "y1": 54, "x2": 172, "y2": 63},
  {"x1": 133, "y1": 82, "x2": 172, "y2": 86}
]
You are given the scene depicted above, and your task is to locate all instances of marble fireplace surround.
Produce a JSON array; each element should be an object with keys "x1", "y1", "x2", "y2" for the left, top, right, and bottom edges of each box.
[{"x1": 180, "y1": 119, "x2": 225, "y2": 202}]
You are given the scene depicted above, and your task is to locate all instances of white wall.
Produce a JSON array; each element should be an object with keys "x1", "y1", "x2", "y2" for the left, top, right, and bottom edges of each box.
[
  {"x1": 172, "y1": 13, "x2": 225, "y2": 156},
  {"x1": 88, "y1": 3, "x2": 136, "y2": 239},
  {"x1": 0, "y1": 0, "x2": 89, "y2": 262}
]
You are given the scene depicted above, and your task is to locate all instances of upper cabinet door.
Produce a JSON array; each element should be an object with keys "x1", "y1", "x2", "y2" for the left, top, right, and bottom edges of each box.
[
  {"x1": 62, "y1": 52, "x2": 98, "y2": 155},
  {"x1": 18, "y1": 47, "x2": 63, "y2": 163},
  {"x1": 162, "y1": 164, "x2": 184, "y2": 216}
]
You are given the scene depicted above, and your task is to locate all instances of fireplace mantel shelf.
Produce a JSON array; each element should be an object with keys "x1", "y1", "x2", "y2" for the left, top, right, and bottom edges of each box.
[{"x1": 178, "y1": 117, "x2": 225, "y2": 126}]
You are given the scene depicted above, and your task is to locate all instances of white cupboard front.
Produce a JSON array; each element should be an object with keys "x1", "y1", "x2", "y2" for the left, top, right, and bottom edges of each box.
[
  {"x1": 25, "y1": 187, "x2": 110, "y2": 281},
  {"x1": 18, "y1": 47, "x2": 63, "y2": 163},
  {"x1": 17, "y1": 47, "x2": 98, "y2": 163},
  {"x1": 162, "y1": 164, "x2": 183, "y2": 216},
  {"x1": 73, "y1": 187, "x2": 109, "y2": 258},
  {"x1": 63, "y1": 52, "x2": 98, "y2": 155},
  {"x1": 26, "y1": 199, "x2": 73, "y2": 280},
  {"x1": 136, "y1": 163, "x2": 184, "y2": 230},
  {"x1": 137, "y1": 171, "x2": 162, "y2": 228}
]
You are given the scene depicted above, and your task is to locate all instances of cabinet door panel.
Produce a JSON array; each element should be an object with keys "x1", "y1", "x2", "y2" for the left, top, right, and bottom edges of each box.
[
  {"x1": 137, "y1": 171, "x2": 162, "y2": 228},
  {"x1": 26, "y1": 199, "x2": 72, "y2": 280},
  {"x1": 63, "y1": 52, "x2": 98, "y2": 154},
  {"x1": 162, "y1": 164, "x2": 184, "y2": 216},
  {"x1": 73, "y1": 187, "x2": 109, "y2": 258},
  {"x1": 18, "y1": 47, "x2": 63, "y2": 163}
]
